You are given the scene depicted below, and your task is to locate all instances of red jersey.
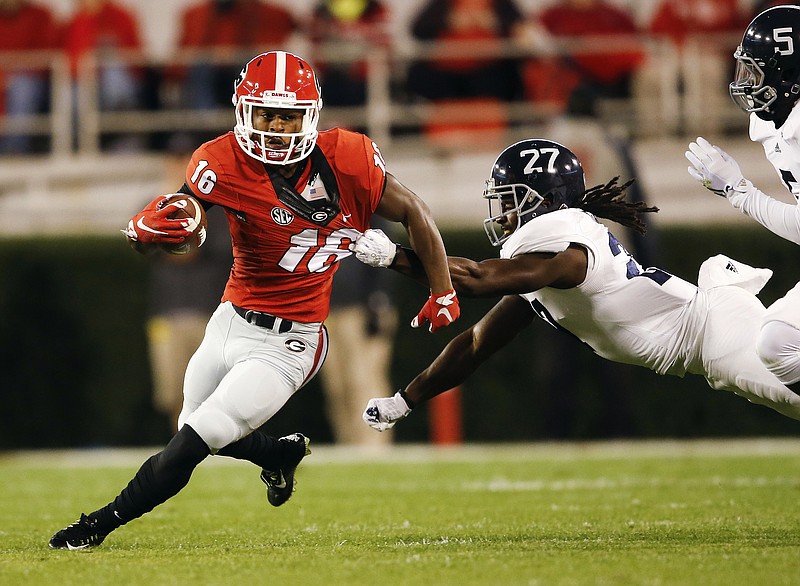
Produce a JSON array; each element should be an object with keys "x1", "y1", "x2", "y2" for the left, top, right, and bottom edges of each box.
[{"x1": 185, "y1": 128, "x2": 387, "y2": 323}]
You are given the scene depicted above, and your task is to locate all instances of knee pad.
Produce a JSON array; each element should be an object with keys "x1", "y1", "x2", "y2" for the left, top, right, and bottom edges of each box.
[
  {"x1": 183, "y1": 407, "x2": 244, "y2": 452},
  {"x1": 757, "y1": 320, "x2": 800, "y2": 385}
]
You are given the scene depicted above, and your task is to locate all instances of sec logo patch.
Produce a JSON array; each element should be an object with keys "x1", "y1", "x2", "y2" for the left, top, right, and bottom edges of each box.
[
  {"x1": 271, "y1": 207, "x2": 294, "y2": 225},
  {"x1": 285, "y1": 339, "x2": 306, "y2": 353}
]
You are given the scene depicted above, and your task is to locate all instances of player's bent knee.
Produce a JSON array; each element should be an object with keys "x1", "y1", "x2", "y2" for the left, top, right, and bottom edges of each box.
[
  {"x1": 161, "y1": 424, "x2": 211, "y2": 468},
  {"x1": 756, "y1": 320, "x2": 800, "y2": 385},
  {"x1": 183, "y1": 408, "x2": 245, "y2": 452}
]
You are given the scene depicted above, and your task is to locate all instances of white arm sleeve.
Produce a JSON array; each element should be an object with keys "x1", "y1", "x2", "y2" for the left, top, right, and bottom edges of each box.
[{"x1": 735, "y1": 186, "x2": 800, "y2": 245}]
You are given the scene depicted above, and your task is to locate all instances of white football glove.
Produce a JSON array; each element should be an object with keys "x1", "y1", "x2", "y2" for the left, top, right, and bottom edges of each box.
[
  {"x1": 351, "y1": 229, "x2": 398, "y2": 268},
  {"x1": 686, "y1": 137, "x2": 753, "y2": 207},
  {"x1": 362, "y1": 391, "x2": 413, "y2": 431}
]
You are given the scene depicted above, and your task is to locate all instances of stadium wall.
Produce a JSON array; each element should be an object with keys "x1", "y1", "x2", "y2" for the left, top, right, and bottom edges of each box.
[{"x1": 1, "y1": 225, "x2": 798, "y2": 450}]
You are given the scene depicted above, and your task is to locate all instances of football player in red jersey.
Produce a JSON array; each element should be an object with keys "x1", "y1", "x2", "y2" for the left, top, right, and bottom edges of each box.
[{"x1": 49, "y1": 51, "x2": 460, "y2": 550}]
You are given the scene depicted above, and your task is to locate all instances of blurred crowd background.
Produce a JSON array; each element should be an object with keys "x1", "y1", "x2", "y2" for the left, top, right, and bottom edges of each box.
[
  {"x1": 0, "y1": 0, "x2": 781, "y2": 154},
  {"x1": 2, "y1": 0, "x2": 800, "y2": 449},
  {"x1": 0, "y1": 0, "x2": 795, "y2": 235}
]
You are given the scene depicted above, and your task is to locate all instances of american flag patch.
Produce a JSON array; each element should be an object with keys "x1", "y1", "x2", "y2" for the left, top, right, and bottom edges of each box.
[{"x1": 301, "y1": 178, "x2": 329, "y2": 202}]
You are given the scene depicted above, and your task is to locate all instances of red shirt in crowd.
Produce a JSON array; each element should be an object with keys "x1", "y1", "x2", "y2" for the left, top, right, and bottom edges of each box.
[
  {"x1": 649, "y1": 0, "x2": 743, "y2": 47},
  {"x1": 0, "y1": 2, "x2": 59, "y2": 52},
  {"x1": 61, "y1": 1, "x2": 142, "y2": 78},
  {"x1": 539, "y1": 1, "x2": 643, "y2": 86},
  {"x1": 178, "y1": 1, "x2": 296, "y2": 50},
  {"x1": 0, "y1": 2, "x2": 60, "y2": 112}
]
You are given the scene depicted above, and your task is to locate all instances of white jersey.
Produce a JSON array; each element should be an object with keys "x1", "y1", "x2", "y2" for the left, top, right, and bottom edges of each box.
[
  {"x1": 742, "y1": 105, "x2": 800, "y2": 243},
  {"x1": 500, "y1": 209, "x2": 701, "y2": 376},
  {"x1": 750, "y1": 105, "x2": 800, "y2": 200},
  {"x1": 499, "y1": 208, "x2": 800, "y2": 420},
  {"x1": 749, "y1": 105, "x2": 800, "y2": 333}
]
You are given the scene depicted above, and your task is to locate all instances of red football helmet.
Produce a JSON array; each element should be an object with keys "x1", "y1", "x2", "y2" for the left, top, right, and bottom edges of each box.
[{"x1": 232, "y1": 51, "x2": 323, "y2": 165}]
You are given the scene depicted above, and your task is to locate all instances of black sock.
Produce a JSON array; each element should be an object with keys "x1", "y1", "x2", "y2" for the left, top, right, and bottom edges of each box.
[
  {"x1": 91, "y1": 424, "x2": 210, "y2": 531},
  {"x1": 215, "y1": 430, "x2": 286, "y2": 470}
]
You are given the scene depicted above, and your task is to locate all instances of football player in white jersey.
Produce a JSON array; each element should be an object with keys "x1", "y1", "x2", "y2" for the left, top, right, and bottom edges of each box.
[
  {"x1": 686, "y1": 5, "x2": 800, "y2": 396},
  {"x1": 352, "y1": 138, "x2": 800, "y2": 432}
]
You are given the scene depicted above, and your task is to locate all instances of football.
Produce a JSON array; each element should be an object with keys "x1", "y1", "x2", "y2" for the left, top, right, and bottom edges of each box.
[{"x1": 158, "y1": 194, "x2": 208, "y2": 255}]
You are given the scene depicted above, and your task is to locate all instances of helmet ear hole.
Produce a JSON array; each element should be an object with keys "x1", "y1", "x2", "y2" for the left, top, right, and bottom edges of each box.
[{"x1": 781, "y1": 67, "x2": 798, "y2": 84}]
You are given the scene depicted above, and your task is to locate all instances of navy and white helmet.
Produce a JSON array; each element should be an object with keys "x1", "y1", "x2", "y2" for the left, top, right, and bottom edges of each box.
[
  {"x1": 483, "y1": 139, "x2": 585, "y2": 246},
  {"x1": 730, "y1": 5, "x2": 800, "y2": 122}
]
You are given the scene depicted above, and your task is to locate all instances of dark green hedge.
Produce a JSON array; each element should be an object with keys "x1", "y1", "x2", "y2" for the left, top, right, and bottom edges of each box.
[{"x1": 0, "y1": 225, "x2": 798, "y2": 449}]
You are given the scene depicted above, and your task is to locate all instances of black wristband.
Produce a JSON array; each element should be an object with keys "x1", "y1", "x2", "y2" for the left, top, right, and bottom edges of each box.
[
  {"x1": 398, "y1": 389, "x2": 415, "y2": 409},
  {"x1": 388, "y1": 244, "x2": 402, "y2": 268}
]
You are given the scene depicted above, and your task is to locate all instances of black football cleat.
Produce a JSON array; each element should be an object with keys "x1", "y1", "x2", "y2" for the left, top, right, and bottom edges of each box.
[
  {"x1": 49, "y1": 514, "x2": 109, "y2": 550},
  {"x1": 260, "y1": 433, "x2": 311, "y2": 507}
]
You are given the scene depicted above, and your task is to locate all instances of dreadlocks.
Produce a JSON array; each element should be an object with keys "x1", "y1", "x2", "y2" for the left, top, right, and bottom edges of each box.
[{"x1": 576, "y1": 177, "x2": 658, "y2": 235}]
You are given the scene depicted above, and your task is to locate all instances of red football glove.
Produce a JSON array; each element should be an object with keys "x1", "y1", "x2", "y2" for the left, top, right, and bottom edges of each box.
[
  {"x1": 411, "y1": 289, "x2": 460, "y2": 333},
  {"x1": 121, "y1": 195, "x2": 192, "y2": 244}
]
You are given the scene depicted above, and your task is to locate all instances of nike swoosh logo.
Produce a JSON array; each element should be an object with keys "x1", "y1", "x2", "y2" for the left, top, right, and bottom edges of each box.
[
  {"x1": 273, "y1": 477, "x2": 287, "y2": 489},
  {"x1": 66, "y1": 542, "x2": 90, "y2": 551},
  {"x1": 342, "y1": 213, "x2": 352, "y2": 222},
  {"x1": 436, "y1": 308, "x2": 452, "y2": 322},
  {"x1": 136, "y1": 217, "x2": 168, "y2": 235}
]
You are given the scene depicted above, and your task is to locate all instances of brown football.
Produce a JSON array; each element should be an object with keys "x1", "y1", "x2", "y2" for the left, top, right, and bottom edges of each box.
[{"x1": 158, "y1": 194, "x2": 208, "y2": 255}]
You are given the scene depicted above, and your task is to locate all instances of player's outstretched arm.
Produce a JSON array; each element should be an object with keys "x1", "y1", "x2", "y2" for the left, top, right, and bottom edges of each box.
[
  {"x1": 354, "y1": 228, "x2": 589, "y2": 297},
  {"x1": 362, "y1": 295, "x2": 535, "y2": 431},
  {"x1": 687, "y1": 136, "x2": 800, "y2": 244}
]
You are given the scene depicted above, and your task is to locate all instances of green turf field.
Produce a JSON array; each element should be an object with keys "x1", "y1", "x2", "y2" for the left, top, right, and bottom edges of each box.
[{"x1": 2, "y1": 440, "x2": 799, "y2": 586}]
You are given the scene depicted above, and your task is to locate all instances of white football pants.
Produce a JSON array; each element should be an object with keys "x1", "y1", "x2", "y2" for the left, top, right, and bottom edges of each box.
[{"x1": 178, "y1": 301, "x2": 328, "y2": 451}]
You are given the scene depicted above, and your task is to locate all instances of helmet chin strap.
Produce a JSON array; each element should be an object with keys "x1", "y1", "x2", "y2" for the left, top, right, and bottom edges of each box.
[{"x1": 763, "y1": 95, "x2": 797, "y2": 128}]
